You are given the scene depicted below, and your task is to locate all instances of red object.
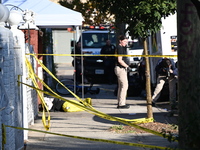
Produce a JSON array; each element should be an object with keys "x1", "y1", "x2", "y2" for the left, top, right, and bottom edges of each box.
[{"x1": 100, "y1": 26, "x2": 105, "y2": 29}]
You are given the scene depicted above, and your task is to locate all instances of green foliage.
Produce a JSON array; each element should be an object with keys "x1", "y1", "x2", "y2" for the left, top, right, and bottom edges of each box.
[
  {"x1": 90, "y1": 0, "x2": 176, "y2": 38},
  {"x1": 58, "y1": 0, "x2": 114, "y2": 25},
  {"x1": 161, "y1": 123, "x2": 179, "y2": 143},
  {"x1": 59, "y1": 0, "x2": 176, "y2": 38}
]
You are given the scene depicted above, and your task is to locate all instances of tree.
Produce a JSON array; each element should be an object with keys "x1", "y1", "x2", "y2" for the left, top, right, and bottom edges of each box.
[
  {"x1": 58, "y1": 0, "x2": 114, "y2": 25},
  {"x1": 90, "y1": 0, "x2": 176, "y2": 118},
  {"x1": 91, "y1": 0, "x2": 176, "y2": 37},
  {"x1": 59, "y1": 0, "x2": 177, "y2": 119},
  {"x1": 177, "y1": 0, "x2": 200, "y2": 148}
]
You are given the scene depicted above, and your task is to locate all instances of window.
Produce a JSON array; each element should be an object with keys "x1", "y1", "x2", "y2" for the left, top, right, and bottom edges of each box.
[
  {"x1": 130, "y1": 38, "x2": 143, "y2": 50},
  {"x1": 82, "y1": 33, "x2": 116, "y2": 48}
]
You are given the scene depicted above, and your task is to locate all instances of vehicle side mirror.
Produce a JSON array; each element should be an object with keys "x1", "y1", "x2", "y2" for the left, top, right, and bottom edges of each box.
[{"x1": 127, "y1": 41, "x2": 133, "y2": 48}]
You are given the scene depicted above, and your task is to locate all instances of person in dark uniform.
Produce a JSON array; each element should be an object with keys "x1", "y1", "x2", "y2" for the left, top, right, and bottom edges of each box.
[
  {"x1": 100, "y1": 39, "x2": 116, "y2": 84},
  {"x1": 71, "y1": 42, "x2": 83, "y2": 84},
  {"x1": 71, "y1": 42, "x2": 92, "y2": 84},
  {"x1": 152, "y1": 58, "x2": 177, "y2": 109}
]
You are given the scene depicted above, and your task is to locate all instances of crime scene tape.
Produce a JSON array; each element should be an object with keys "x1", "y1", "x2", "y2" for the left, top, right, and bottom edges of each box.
[
  {"x1": 27, "y1": 53, "x2": 177, "y2": 58},
  {"x1": 25, "y1": 56, "x2": 51, "y2": 131},
  {"x1": 2, "y1": 124, "x2": 6, "y2": 149},
  {"x1": 28, "y1": 55, "x2": 84, "y2": 103},
  {"x1": 3, "y1": 124, "x2": 175, "y2": 150},
  {"x1": 26, "y1": 55, "x2": 154, "y2": 123},
  {"x1": 23, "y1": 54, "x2": 178, "y2": 141},
  {"x1": 25, "y1": 55, "x2": 95, "y2": 130},
  {"x1": 26, "y1": 54, "x2": 93, "y2": 130},
  {"x1": 19, "y1": 81, "x2": 178, "y2": 143}
]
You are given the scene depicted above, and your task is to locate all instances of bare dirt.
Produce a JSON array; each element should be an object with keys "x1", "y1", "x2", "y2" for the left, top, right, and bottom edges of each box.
[{"x1": 109, "y1": 122, "x2": 178, "y2": 134}]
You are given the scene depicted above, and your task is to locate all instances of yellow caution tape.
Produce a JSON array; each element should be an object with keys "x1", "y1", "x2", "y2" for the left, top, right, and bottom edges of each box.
[
  {"x1": 18, "y1": 81, "x2": 178, "y2": 142},
  {"x1": 22, "y1": 53, "x2": 178, "y2": 142},
  {"x1": 30, "y1": 55, "x2": 93, "y2": 109},
  {"x1": 26, "y1": 53, "x2": 177, "y2": 58},
  {"x1": 25, "y1": 56, "x2": 50, "y2": 131},
  {"x1": 28, "y1": 55, "x2": 151, "y2": 122},
  {"x1": 17, "y1": 75, "x2": 21, "y2": 87},
  {"x1": 2, "y1": 124, "x2": 6, "y2": 149},
  {"x1": 25, "y1": 55, "x2": 92, "y2": 131},
  {"x1": 4, "y1": 124, "x2": 175, "y2": 150},
  {"x1": 62, "y1": 100, "x2": 85, "y2": 112},
  {"x1": 31, "y1": 55, "x2": 80, "y2": 100}
]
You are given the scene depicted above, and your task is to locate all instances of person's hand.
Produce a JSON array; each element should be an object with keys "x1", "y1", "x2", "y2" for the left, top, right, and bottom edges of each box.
[{"x1": 126, "y1": 67, "x2": 132, "y2": 72}]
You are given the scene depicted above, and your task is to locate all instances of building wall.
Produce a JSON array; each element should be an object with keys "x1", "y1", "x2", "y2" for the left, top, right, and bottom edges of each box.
[
  {"x1": 0, "y1": 25, "x2": 17, "y2": 150},
  {"x1": 0, "y1": 26, "x2": 38, "y2": 149},
  {"x1": 52, "y1": 30, "x2": 74, "y2": 64}
]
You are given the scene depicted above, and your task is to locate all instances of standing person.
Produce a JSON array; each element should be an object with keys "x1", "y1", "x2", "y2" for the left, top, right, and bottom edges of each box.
[
  {"x1": 71, "y1": 42, "x2": 92, "y2": 84},
  {"x1": 152, "y1": 58, "x2": 178, "y2": 109},
  {"x1": 100, "y1": 39, "x2": 116, "y2": 84},
  {"x1": 115, "y1": 35, "x2": 130, "y2": 109},
  {"x1": 71, "y1": 42, "x2": 83, "y2": 84}
]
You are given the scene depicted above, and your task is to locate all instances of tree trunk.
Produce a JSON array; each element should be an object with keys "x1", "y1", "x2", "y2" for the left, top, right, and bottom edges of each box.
[
  {"x1": 143, "y1": 38, "x2": 153, "y2": 118},
  {"x1": 115, "y1": 17, "x2": 126, "y2": 45},
  {"x1": 177, "y1": 0, "x2": 200, "y2": 148}
]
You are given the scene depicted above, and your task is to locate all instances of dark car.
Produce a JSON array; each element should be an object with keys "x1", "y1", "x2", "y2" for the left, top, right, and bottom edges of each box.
[{"x1": 79, "y1": 30, "x2": 116, "y2": 83}]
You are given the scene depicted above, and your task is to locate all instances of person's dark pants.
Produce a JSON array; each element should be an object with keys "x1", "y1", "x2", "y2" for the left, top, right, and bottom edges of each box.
[
  {"x1": 104, "y1": 59, "x2": 115, "y2": 84},
  {"x1": 74, "y1": 61, "x2": 82, "y2": 83}
]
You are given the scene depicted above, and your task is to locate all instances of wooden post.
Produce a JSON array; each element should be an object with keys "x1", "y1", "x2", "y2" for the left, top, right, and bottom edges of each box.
[{"x1": 143, "y1": 38, "x2": 153, "y2": 118}]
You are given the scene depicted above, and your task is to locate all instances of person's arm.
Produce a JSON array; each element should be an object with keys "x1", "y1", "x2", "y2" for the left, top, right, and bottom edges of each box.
[{"x1": 169, "y1": 59, "x2": 176, "y2": 74}]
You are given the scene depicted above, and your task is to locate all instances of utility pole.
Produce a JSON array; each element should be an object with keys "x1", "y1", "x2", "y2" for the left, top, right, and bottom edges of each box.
[{"x1": 177, "y1": 0, "x2": 200, "y2": 148}]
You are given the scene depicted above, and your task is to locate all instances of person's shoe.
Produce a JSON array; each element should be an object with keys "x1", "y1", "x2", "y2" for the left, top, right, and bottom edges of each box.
[{"x1": 117, "y1": 104, "x2": 130, "y2": 109}]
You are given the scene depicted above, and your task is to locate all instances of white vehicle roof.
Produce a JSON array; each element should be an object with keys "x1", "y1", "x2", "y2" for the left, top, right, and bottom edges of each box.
[{"x1": 82, "y1": 30, "x2": 115, "y2": 33}]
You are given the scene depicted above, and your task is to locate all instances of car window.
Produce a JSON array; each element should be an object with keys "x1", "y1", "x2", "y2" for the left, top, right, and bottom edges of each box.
[
  {"x1": 81, "y1": 33, "x2": 116, "y2": 48},
  {"x1": 130, "y1": 38, "x2": 143, "y2": 50}
]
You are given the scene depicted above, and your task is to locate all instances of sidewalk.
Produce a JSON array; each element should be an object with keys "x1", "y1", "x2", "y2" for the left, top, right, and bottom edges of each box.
[{"x1": 25, "y1": 64, "x2": 178, "y2": 150}]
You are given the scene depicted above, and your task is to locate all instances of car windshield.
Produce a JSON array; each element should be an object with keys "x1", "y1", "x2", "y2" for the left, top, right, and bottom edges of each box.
[{"x1": 81, "y1": 32, "x2": 116, "y2": 48}]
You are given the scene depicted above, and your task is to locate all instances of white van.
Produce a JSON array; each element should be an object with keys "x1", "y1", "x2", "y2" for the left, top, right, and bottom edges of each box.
[
  {"x1": 127, "y1": 38, "x2": 144, "y2": 68},
  {"x1": 81, "y1": 30, "x2": 116, "y2": 54}
]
